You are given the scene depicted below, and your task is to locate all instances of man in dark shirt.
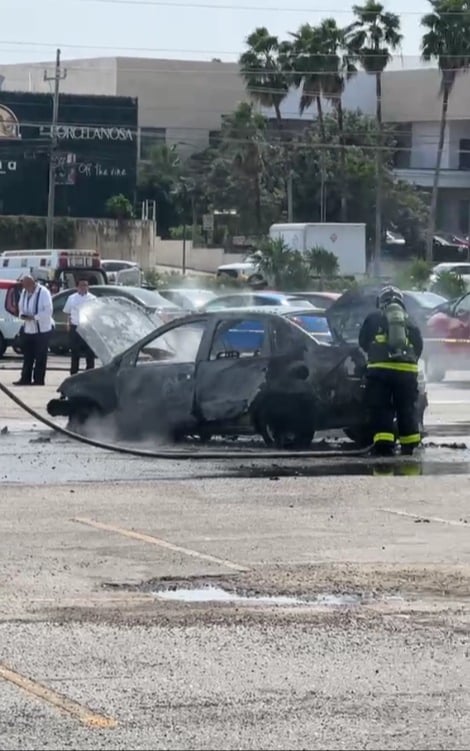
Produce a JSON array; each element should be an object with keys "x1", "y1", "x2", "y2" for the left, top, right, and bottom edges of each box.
[{"x1": 359, "y1": 286, "x2": 423, "y2": 456}]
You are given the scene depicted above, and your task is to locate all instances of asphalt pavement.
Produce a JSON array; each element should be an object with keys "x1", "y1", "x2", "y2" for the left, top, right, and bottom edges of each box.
[{"x1": 1, "y1": 355, "x2": 470, "y2": 749}]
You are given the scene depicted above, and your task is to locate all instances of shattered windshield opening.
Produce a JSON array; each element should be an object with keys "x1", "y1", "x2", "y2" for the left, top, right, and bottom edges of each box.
[{"x1": 77, "y1": 296, "x2": 164, "y2": 365}]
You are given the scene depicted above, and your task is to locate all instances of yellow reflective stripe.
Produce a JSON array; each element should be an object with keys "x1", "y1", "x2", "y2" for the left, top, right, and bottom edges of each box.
[
  {"x1": 374, "y1": 432, "x2": 395, "y2": 444},
  {"x1": 374, "y1": 334, "x2": 387, "y2": 343},
  {"x1": 399, "y1": 434, "x2": 421, "y2": 445},
  {"x1": 368, "y1": 362, "x2": 418, "y2": 373}
]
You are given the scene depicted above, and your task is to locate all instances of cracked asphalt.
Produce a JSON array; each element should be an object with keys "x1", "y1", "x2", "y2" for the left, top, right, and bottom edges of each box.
[{"x1": 1, "y1": 357, "x2": 470, "y2": 749}]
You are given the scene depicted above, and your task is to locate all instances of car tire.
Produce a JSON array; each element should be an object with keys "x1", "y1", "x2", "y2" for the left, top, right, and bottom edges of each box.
[
  {"x1": 426, "y1": 359, "x2": 446, "y2": 383},
  {"x1": 0, "y1": 333, "x2": 7, "y2": 359},
  {"x1": 258, "y1": 398, "x2": 315, "y2": 449},
  {"x1": 343, "y1": 427, "x2": 373, "y2": 447},
  {"x1": 50, "y1": 345, "x2": 69, "y2": 356},
  {"x1": 67, "y1": 401, "x2": 102, "y2": 435}
]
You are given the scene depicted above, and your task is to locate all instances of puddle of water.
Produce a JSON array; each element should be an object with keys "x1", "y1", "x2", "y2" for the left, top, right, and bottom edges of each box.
[{"x1": 153, "y1": 586, "x2": 400, "y2": 608}]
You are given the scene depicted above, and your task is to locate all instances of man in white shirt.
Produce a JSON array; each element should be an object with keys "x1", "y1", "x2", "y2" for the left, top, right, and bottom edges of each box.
[
  {"x1": 14, "y1": 274, "x2": 54, "y2": 386},
  {"x1": 63, "y1": 279, "x2": 96, "y2": 375}
]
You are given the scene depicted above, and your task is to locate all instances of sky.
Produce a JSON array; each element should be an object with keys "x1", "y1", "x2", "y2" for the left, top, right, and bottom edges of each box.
[{"x1": 2, "y1": 0, "x2": 433, "y2": 67}]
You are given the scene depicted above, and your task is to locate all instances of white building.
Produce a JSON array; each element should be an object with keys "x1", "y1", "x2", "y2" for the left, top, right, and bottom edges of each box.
[{"x1": 1, "y1": 57, "x2": 470, "y2": 232}]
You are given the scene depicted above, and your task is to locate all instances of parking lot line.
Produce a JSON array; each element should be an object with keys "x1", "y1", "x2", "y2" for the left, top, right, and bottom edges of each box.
[
  {"x1": 381, "y1": 508, "x2": 470, "y2": 527},
  {"x1": 0, "y1": 663, "x2": 117, "y2": 729},
  {"x1": 72, "y1": 517, "x2": 249, "y2": 572}
]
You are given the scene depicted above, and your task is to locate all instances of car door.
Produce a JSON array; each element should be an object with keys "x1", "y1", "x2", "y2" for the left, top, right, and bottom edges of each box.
[
  {"x1": 195, "y1": 315, "x2": 271, "y2": 423},
  {"x1": 114, "y1": 318, "x2": 207, "y2": 438}
]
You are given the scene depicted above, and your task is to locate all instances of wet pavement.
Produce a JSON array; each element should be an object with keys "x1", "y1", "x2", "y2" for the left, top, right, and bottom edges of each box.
[{"x1": 1, "y1": 357, "x2": 470, "y2": 749}]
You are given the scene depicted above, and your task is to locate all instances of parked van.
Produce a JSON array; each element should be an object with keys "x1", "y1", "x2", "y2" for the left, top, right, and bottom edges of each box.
[{"x1": 0, "y1": 249, "x2": 108, "y2": 288}]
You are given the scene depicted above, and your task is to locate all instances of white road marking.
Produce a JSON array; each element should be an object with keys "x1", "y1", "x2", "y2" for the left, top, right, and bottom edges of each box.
[
  {"x1": 73, "y1": 517, "x2": 249, "y2": 572},
  {"x1": 381, "y1": 508, "x2": 470, "y2": 527}
]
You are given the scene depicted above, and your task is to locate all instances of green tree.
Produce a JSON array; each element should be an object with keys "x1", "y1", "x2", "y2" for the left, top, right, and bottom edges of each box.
[
  {"x1": 138, "y1": 144, "x2": 184, "y2": 236},
  {"x1": 421, "y1": 0, "x2": 470, "y2": 262},
  {"x1": 239, "y1": 27, "x2": 289, "y2": 126},
  {"x1": 314, "y1": 18, "x2": 357, "y2": 221},
  {"x1": 257, "y1": 237, "x2": 308, "y2": 289},
  {"x1": 346, "y1": 0, "x2": 402, "y2": 270},
  {"x1": 285, "y1": 24, "x2": 326, "y2": 135},
  {"x1": 305, "y1": 246, "x2": 339, "y2": 276},
  {"x1": 203, "y1": 103, "x2": 285, "y2": 234}
]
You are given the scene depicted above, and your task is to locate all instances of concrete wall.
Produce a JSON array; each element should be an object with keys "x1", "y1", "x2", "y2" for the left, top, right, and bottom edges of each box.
[
  {"x1": 74, "y1": 218, "x2": 158, "y2": 268},
  {"x1": 116, "y1": 58, "x2": 246, "y2": 157},
  {"x1": 0, "y1": 58, "x2": 117, "y2": 96},
  {"x1": 410, "y1": 121, "x2": 449, "y2": 169},
  {"x1": 259, "y1": 71, "x2": 376, "y2": 121},
  {"x1": 153, "y1": 239, "x2": 245, "y2": 273},
  {"x1": 383, "y1": 68, "x2": 470, "y2": 123}
]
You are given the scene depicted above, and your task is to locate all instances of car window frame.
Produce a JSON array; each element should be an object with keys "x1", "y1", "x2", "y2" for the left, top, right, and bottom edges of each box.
[
  {"x1": 124, "y1": 316, "x2": 209, "y2": 367},
  {"x1": 203, "y1": 314, "x2": 272, "y2": 362}
]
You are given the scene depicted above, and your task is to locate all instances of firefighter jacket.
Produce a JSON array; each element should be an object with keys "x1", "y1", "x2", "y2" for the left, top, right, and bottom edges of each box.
[{"x1": 358, "y1": 310, "x2": 423, "y2": 375}]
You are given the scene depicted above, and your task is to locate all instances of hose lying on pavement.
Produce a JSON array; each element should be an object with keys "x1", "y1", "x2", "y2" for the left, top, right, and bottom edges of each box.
[{"x1": 0, "y1": 380, "x2": 372, "y2": 460}]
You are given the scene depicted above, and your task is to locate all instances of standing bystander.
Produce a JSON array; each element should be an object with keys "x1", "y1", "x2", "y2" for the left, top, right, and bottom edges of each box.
[
  {"x1": 14, "y1": 275, "x2": 54, "y2": 386},
  {"x1": 63, "y1": 279, "x2": 96, "y2": 375}
]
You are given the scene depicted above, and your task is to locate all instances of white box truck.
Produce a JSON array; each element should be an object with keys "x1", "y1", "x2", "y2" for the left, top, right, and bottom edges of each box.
[{"x1": 269, "y1": 223, "x2": 367, "y2": 276}]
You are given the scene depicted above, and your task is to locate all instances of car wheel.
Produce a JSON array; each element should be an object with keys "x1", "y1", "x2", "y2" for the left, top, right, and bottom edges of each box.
[
  {"x1": 0, "y1": 333, "x2": 7, "y2": 359},
  {"x1": 426, "y1": 359, "x2": 446, "y2": 383},
  {"x1": 12, "y1": 340, "x2": 23, "y2": 355},
  {"x1": 50, "y1": 345, "x2": 69, "y2": 355},
  {"x1": 259, "y1": 405, "x2": 314, "y2": 449},
  {"x1": 343, "y1": 427, "x2": 373, "y2": 447},
  {"x1": 67, "y1": 401, "x2": 102, "y2": 435}
]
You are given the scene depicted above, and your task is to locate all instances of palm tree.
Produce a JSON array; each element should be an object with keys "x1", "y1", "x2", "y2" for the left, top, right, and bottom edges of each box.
[
  {"x1": 316, "y1": 18, "x2": 357, "y2": 221},
  {"x1": 346, "y1": 1, "x2": 402, "y2": 272},
  {"x1": 285, "y1": 24, "x2": 327, "y2": 138},
  {"x1": 239, "y1": 27, "x2": 289, "y2": 126},
  {"x1": 421, "y1": 0, "x2": 470, "y2": 262}
]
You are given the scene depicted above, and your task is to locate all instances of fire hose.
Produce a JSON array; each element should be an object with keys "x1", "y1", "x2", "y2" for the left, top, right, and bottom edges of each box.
[{"x1": 0, "y1": 379, "x2": 373, "y2": 460}]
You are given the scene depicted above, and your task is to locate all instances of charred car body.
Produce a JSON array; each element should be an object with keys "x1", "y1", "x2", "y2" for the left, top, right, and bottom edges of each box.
[{"x1": 47, "y1": 296, "x2": 427, "y2": 448}]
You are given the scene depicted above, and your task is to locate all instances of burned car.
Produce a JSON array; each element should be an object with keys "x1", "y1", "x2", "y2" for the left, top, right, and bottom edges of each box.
[{"x1": 47, "y1": 297, "x2": 421, "y2": 448}]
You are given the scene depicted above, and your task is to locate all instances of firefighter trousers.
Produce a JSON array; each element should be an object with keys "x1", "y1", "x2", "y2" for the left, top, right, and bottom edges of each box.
[{"x1": 365, "y1": 370, "x2": 421, "y2": 453}]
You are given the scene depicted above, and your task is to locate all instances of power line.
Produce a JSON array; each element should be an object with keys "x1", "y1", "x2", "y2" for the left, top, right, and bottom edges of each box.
[
  {"x1": 0, "y1": 38, "x2": 433, "y2": 59},
  {"x1": 72, "y1": 0, "x2": 439, "y2": 15}
]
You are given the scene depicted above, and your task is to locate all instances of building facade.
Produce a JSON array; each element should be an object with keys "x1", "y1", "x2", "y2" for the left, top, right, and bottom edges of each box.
[
  {"x1": 0, "y1": 90, "x2": 137, "y2": 217},
  {"x1": 1, "y1": 58, "x2": 470, "y2": 232}
]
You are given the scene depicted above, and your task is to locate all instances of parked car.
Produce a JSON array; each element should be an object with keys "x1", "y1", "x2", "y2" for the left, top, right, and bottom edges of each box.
[
  {"x1": 287, "y1": 291, "x2": 341, "y2": 310},
  {"x1": 47, "y1": 297, "x2": 428, "y2": 448},
  {"x1": 217, "y1": 305, "x2": 334, "y2": 346},
  {"x1": 429, "y1": 262, "x2": 470, "y2": 292},
  {"x1": 158, "y1": 288, "x2": 217, "y2": 311},
  {"x1": 201, "y1": 291, "x2": 314, "y2": 312},
  {"x1": 101, "y1": 260, "x2": 143, "y2": 286},
  {"x1": 216, "y1": 253, "x2": 260, "y2": 283},
  {"x1": 327, "y1": 286, "x2": 446, "y2": 343},
  {"x1": 425, "y1": 292, "x2": 470, "y2": 381},
  {"x1": 0, "y1": 279, "x2": 22, "y2": 357},
  {"x1": 50, "y1": 285, "x2": 182, "y2": 354}
]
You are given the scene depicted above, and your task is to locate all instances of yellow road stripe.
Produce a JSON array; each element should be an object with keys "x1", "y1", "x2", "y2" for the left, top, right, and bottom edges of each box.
[
  {"x1": 0, "y1": 663, "x2": 117, "y2": 728},
  {"x1": 73, "y1": 517, "x2": 249, "y2": 572}
]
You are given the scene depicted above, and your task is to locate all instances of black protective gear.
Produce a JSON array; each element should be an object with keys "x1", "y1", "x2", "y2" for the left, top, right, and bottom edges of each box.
[
  {"x1": 365, "y1": 371, "x2": 421, "y2": 454},
  {"x1": 376, "y1": 285, "x2": 404, "y2": 310},
  {"x1": 359, "y1": 308, "x2": 423, "y2": 455}
]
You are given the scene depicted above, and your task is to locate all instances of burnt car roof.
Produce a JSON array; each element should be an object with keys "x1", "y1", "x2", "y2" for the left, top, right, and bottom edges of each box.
[{"x1": 76, "y1": 298, "x2": 329, "y2": 366}]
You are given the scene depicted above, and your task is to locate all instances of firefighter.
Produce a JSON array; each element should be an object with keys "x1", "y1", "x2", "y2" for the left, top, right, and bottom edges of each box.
[{"x1": 359, "y1": 286, "x2": 423, "y2": 456}]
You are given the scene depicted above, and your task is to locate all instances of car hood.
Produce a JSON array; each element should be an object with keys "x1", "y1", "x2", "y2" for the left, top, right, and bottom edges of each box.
[
  {"x1": 77, "y1": 296, "x2": 164, "y2": 365},
  {"x1": 325, "y1": 286, "x2": 380, "y2": 344}
]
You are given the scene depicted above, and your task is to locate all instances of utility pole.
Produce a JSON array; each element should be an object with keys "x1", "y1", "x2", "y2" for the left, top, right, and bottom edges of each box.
[
  {"x1": 287, "y1": 171, "x2": 293, "y2": 222},
  {"x1": 44, "y1": 49, "x2": 67, "y2": 249}
]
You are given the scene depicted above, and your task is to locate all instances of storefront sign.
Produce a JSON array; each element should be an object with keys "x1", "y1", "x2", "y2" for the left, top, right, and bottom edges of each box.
[
  {"x1": 39, "y1": 125, "x2": 134, "y2": 142},
  {"x1": 0, "y1": 160, "x2": 17, "y2": 175}
]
